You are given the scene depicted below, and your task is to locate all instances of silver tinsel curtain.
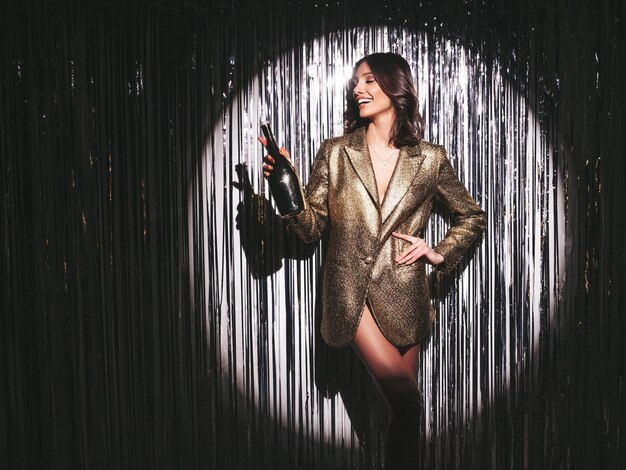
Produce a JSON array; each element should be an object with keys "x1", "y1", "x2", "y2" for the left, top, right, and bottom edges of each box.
[{"x1": 1, "y1": 1, "x2": 624, "y2": 469}]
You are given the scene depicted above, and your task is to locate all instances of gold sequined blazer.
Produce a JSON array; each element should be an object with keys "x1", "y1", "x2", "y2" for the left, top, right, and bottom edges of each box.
[{"x1": 285, "y1": 126, "x2": 486, "y2": 347}]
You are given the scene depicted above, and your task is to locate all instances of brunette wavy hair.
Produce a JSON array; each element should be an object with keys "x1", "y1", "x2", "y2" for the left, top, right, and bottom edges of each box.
[{"x1": 344, "y1": 53, "x2": 425, "y2": 147}]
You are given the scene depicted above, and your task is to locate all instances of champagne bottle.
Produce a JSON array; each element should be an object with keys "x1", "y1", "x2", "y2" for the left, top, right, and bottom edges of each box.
[{"x1": 261, "y1": 121, "x2": 305, "y2": 216}]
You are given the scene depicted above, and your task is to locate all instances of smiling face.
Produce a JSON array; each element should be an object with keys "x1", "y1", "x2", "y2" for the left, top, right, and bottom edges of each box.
[{"x1": 352, "y1": 61, "x2": 395, "y2": 123}]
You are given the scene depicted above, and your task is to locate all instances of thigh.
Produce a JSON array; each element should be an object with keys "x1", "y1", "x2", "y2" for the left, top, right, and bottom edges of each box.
[
  {"x1": 399, "y1": 342, "x2": 420, "y2": 381},
  {"x1": 352, "y1": 304, "x2": 420, "y2": 382}
]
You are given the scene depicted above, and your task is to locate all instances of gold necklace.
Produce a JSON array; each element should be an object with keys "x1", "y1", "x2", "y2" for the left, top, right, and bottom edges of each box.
[{"x1": 368, "y1": 141, "x2": 397, "y2": 166}]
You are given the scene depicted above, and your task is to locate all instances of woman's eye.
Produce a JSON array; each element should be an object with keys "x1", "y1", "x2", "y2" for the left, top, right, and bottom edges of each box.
[{"x1": 366, "y1": 79, "x2": 375, "y2": 83}]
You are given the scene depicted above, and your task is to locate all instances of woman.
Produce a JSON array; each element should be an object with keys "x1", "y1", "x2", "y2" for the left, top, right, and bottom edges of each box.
[{"x1": 260, "y1": 52, "x2": 486, "y2": 469}]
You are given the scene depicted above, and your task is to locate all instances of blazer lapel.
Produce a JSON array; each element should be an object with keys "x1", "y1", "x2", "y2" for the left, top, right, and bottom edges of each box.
[
  {"x1": 380, "y1": 144, "x2": 425, "y2": 222},
  {"x1": 343, "y1": 128, "x2": 426, "y2": 218},
  {"x1": 344, "y1": 128, "x2": 379, "y2": 208}
]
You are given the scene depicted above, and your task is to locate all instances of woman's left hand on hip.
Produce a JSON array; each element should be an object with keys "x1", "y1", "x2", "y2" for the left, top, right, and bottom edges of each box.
[{"x1": 392, "y1": 231, "x2": 445, "y2": 266}]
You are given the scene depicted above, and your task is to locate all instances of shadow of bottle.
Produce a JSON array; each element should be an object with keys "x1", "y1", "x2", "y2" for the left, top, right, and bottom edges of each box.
[{"x1": 233, "y1": 163, "x2": 316, "y2": 278}]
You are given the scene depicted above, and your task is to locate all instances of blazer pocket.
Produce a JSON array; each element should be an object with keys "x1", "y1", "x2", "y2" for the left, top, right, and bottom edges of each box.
[
  {"x1": 323, "y1": 256, "x2": 345, "y2": 267},
  {"x1": 394, "y1": 260, "x2": 424, "y2": 272}
]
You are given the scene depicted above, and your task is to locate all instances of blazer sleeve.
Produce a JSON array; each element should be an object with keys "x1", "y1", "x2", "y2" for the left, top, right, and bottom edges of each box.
[
  {"x1": 432, "y1": 148, "x2": 487, "y2": 274},
  {"x1": 282, "y1": 140, "x2": 330, "y2": 244}
]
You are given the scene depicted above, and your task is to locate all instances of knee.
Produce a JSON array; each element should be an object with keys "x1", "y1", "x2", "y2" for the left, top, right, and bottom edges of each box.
[{"x1": 380, "y1": 375, "x2": 422, "y2": 417}]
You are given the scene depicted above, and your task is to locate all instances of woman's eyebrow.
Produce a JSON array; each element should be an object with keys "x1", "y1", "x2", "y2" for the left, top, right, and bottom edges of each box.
[{"x1": 351, "y1": 72, "x2": 375, "y2": 84}]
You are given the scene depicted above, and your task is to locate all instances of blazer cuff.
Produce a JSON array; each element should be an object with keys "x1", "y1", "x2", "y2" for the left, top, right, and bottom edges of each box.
[
  {"x1": 432, "y1": 244, "x2": 462, "y2": 275},
  {"x1": 280, "y1": 201, "x2": 308, "y2": 222}
]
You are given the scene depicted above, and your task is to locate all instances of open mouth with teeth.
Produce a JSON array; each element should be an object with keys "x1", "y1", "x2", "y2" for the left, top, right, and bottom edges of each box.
[{"x1": 357, "y1": 98, "x2": 372, "y2": 106}]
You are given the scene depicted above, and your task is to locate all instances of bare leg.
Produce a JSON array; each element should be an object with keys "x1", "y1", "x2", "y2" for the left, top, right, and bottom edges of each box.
[{"x1": 352, "y1": 304, "x2": 421, "y2": 470}]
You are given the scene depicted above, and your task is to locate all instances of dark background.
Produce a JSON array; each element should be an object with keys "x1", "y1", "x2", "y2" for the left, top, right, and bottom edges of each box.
[{"x1": 1, "y1": 0, "x2": 624, "y2": 468}]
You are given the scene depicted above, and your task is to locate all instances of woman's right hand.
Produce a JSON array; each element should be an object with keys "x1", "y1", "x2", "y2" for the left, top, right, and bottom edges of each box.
[{"x1": 258, "y1": 136, "x2": 292, "y2": 178}]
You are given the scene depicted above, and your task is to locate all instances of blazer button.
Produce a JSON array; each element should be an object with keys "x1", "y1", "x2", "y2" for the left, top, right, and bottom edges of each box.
[{"x1": 364, "y1": 256, "x2": 373, "y2": 264}]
